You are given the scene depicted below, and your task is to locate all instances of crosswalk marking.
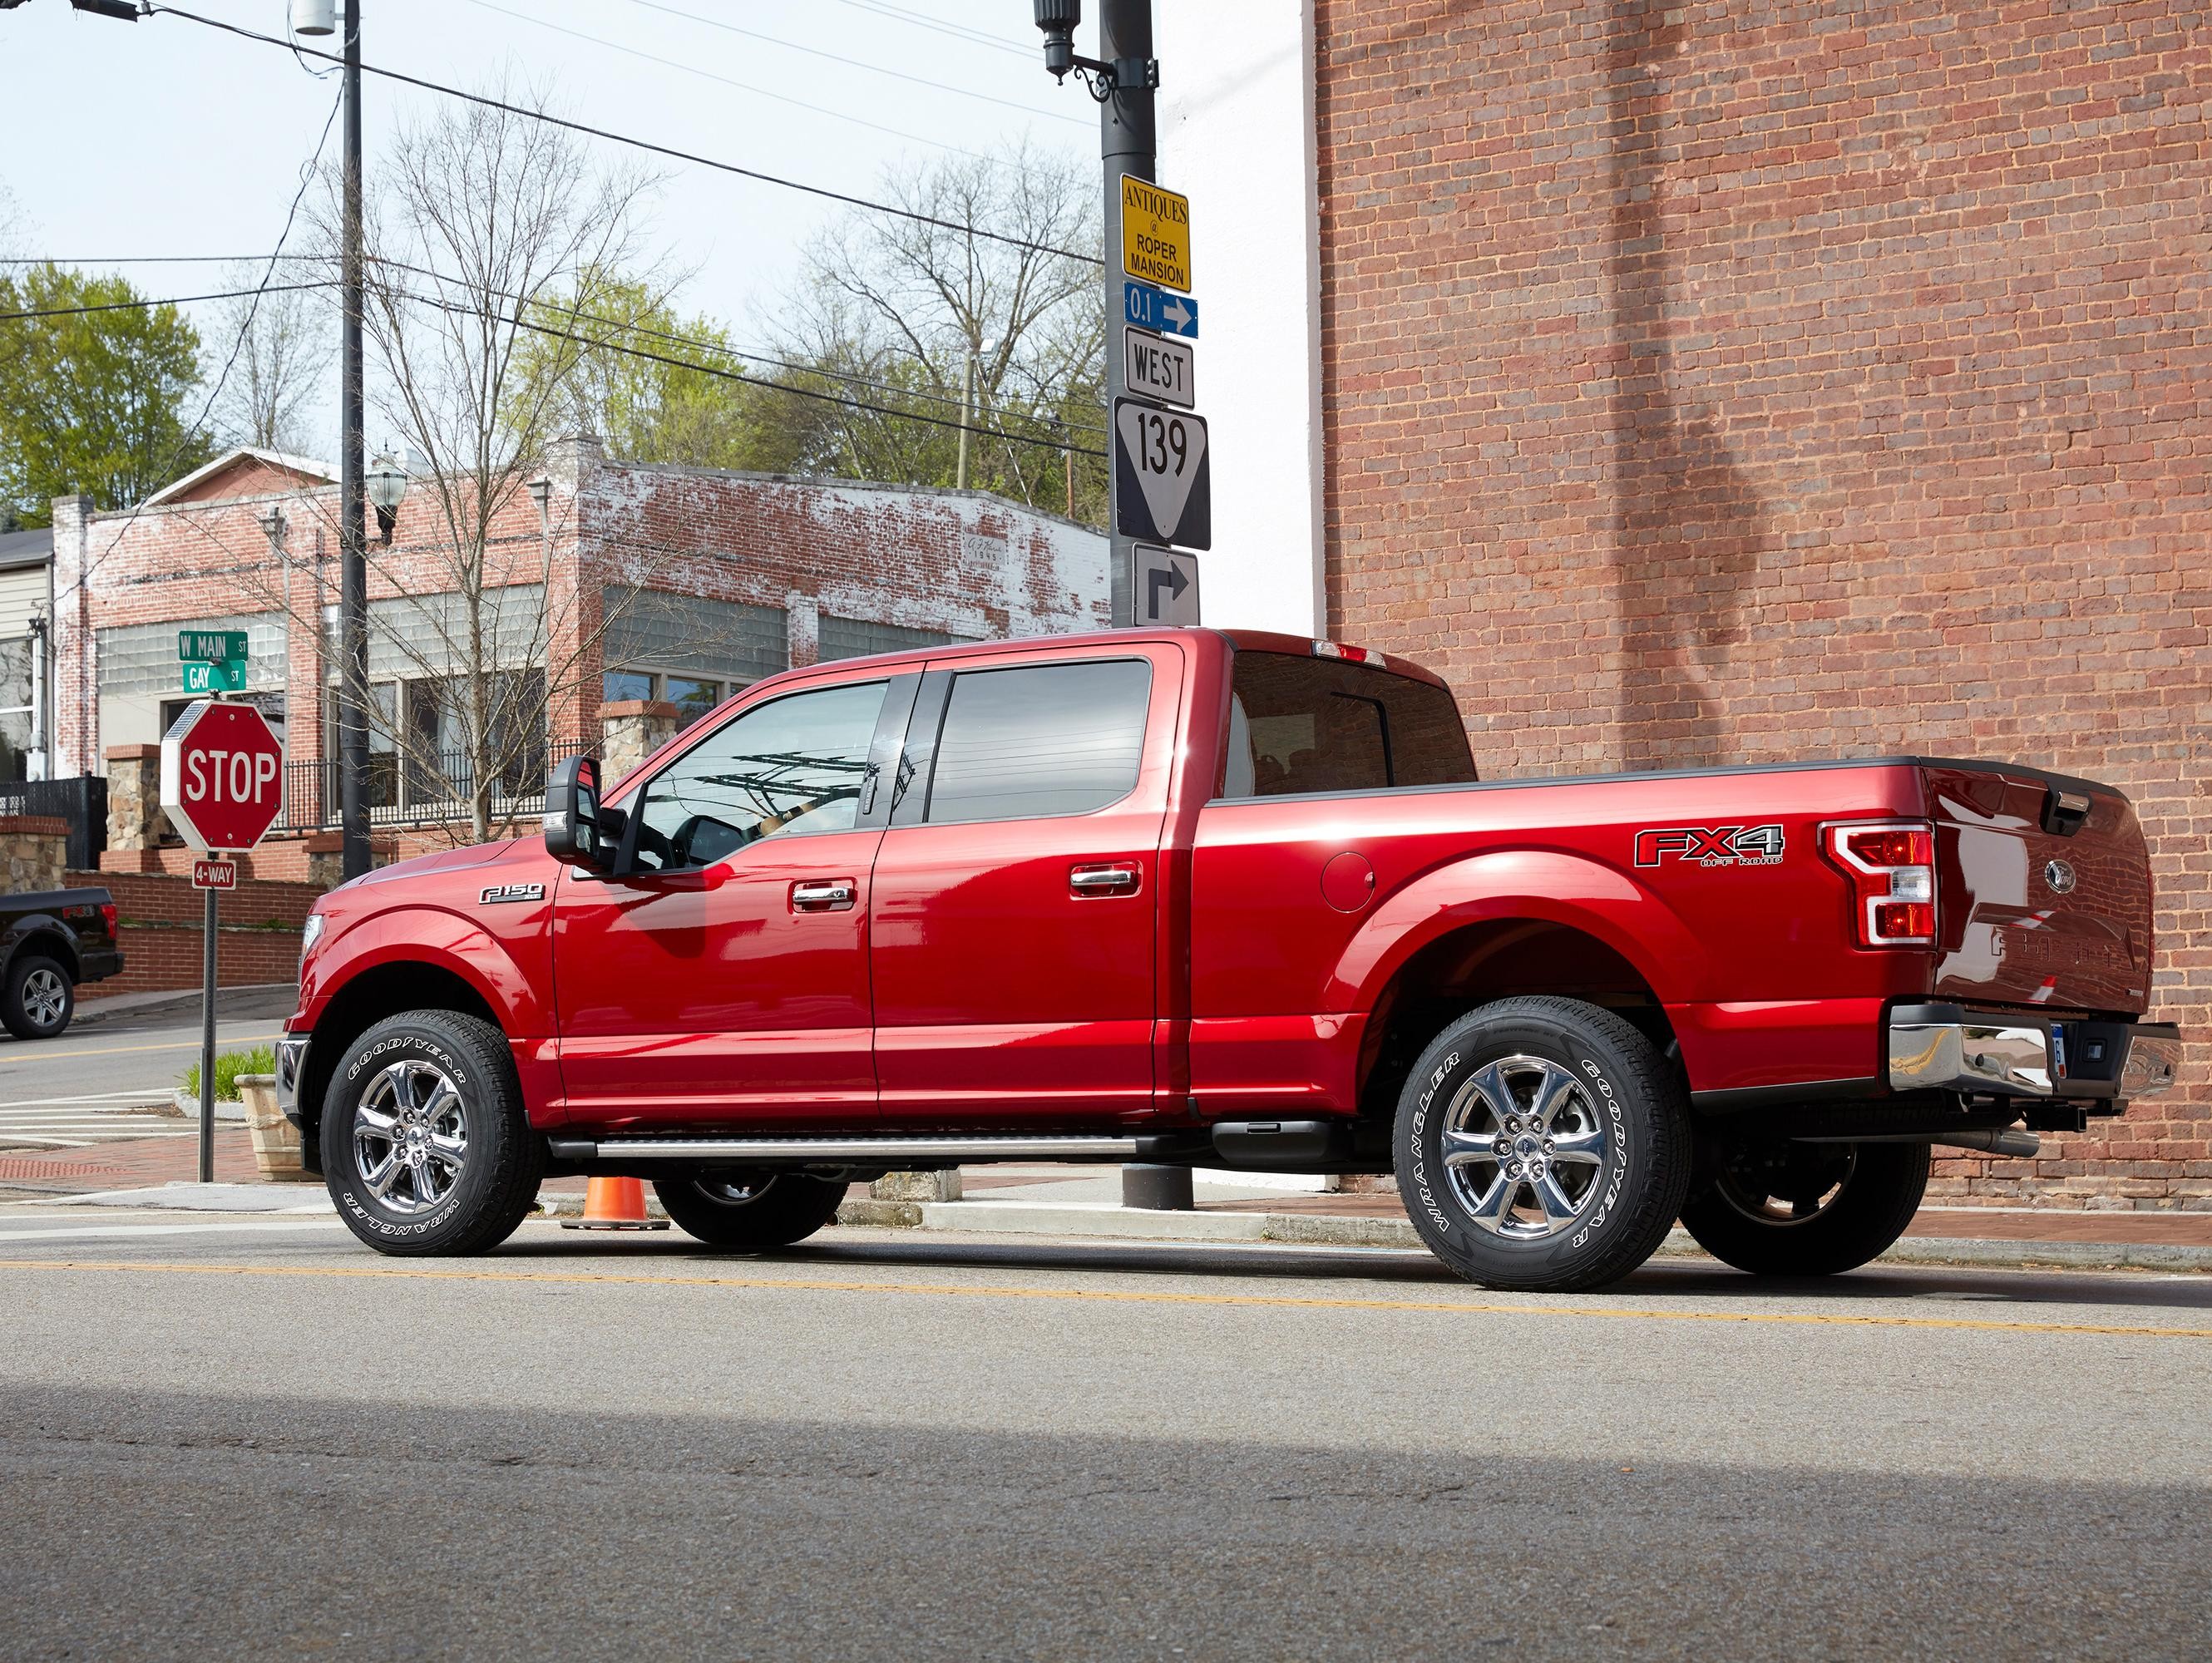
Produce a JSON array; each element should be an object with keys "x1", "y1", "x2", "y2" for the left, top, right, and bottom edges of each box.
[{"x1": 0, "y1": 1099, "x2": 192, "y2": 1148}]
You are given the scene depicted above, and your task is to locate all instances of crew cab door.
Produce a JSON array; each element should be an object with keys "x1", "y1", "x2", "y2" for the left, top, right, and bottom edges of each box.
[
  {"x1": 869, "y1": 644, "x2": 1180, "y2": 1123},
  {"x1": 551, "y1": 674, "x2": 913, "y2": 1127}
]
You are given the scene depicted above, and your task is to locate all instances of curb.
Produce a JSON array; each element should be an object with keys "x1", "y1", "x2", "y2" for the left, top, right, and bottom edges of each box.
[{"x1": 827, "y1": 1197, "x2": 2212, "y2": 1272}]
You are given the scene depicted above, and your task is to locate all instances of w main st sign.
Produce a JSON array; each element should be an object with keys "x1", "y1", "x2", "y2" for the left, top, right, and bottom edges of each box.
[{"x1": 160, "y1": 700, "x2": 284, "y2": 853}]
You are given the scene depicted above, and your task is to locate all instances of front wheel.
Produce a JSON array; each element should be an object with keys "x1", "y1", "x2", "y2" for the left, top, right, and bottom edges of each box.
[
  {"x1": 654, "y1": 1172, "x2": 846, "y2": 1248},
  {"x1": 1395, "y1": 996, "x2": 1691, "y2": 1293},
  {"x1": 323, "y1": 1011, "x2": 545, "y2": 1256},
  {"x1": 1680, "y1": 1139, "x2": 1929, "y2": 1277}
]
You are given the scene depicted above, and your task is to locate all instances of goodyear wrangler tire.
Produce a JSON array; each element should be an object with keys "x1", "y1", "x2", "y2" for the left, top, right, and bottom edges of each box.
[
  {"x1": 323, "y1": 1011, "x2": 545, "y2": 1257},
  {"x1": 1679, "y1": 1138, "x2": 1929, "y2": 1277},
  {"x1": 1395, "y1": 997, "x2": 1691, "y2": 1293}
]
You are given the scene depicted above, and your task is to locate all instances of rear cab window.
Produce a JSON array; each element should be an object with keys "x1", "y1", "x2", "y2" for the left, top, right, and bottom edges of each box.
[{"x1": 1219, "y1": 649, "x2": 1475, "y2": 798}]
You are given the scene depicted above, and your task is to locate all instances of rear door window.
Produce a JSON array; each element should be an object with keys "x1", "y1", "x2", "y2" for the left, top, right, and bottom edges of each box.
[
  {"x1": 1221, "y1": 651, "x2": 1474, "y2": 797},
  {"x1": 922, "y1": 659, "x2": 1153, "y2": 823}
]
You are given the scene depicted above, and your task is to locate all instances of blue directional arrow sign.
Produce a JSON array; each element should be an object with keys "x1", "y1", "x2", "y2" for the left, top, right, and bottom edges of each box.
[{"x1": 1123, "y1": 279, "x2": 1198, "y2": 339}]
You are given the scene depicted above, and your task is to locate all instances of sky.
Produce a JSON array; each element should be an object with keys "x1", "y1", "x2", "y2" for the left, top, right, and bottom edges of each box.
[{"x1": 0, "y1": 0, "x2": 1093, "y2": 461}]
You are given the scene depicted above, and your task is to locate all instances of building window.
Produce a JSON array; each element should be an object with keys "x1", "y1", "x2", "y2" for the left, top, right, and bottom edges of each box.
[
  {"x1": 818, "y1": 614, "x2": 980, "y2": 664},
  {"x1": 601, "y1": 668, "x2": 728, "y2": 725}
]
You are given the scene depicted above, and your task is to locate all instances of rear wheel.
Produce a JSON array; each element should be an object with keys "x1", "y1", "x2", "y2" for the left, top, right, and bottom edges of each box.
[
  {"x1": 3, "y1": 955, "x2": 73, "y2": 1040},
  {"x1": 1395, "y1": 996, "x2": 1691, "y2": 1293},
  {"x1": 323, "y1": 1011, "x2": 544, "y2": 1256},
  {"x1": 1680, "y1": 1138, "x2": 1929, "y2": 1277},
  {"x1": 654, "y1": 1172, "x2": 846, "y2": 1249}
]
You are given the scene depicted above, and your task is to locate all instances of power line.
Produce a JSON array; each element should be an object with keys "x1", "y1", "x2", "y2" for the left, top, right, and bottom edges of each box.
[
  {"x1": 0, "y1": 279, "x2": 332, "y2": 323},
  {"x1": 826, "y1": 0, "x2": 1036, "y2": 59},
  {"x1": 147, "y1": 5, "x2": 1104, "y2": 269},
  {"x1": 458, "y1": 0, "x2": 1000, "y2": 161},
  {"x1": 4, "y1": 254, "x2": 1107, "y2": 442},
  {"x1": 391, "y1": 283, "x2": 1108, "y2": 458},
  {"x1": 615, "y1": 0, "x2": 1079, "y2": 125}
]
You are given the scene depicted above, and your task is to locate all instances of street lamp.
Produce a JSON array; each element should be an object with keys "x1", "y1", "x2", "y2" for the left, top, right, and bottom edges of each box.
[
  {"x1": 366, "y1": 452, "x2": 408, "y2": 545},
  {"x1": 1033, "y1": 0, "x2": 1079, "y2": 81}
]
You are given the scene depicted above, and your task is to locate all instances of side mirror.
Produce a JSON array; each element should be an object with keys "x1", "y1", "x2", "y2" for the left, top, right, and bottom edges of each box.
[{"x1": 545, "y1": 754, "x2": 619, "y2": 871}]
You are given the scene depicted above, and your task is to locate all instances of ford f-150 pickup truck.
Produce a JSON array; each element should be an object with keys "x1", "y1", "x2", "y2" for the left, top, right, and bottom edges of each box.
[{"x1": 279, "y1": 629, "x2": 2180, "y2": 1291}]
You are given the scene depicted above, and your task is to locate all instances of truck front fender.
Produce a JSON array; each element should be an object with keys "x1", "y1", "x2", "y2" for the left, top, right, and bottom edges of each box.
[
  {"x1": 301, "y1": 904, "x2": 551, "y2": 1039},
  {"x1": 1324, "y1": 849, "x2": 1709, "y2": 1014}
]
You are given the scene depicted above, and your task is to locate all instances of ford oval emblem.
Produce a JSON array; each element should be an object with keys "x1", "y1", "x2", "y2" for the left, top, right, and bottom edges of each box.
[{"x1": 2043, "y1": 858, "x2": 2077, "y2": 896}]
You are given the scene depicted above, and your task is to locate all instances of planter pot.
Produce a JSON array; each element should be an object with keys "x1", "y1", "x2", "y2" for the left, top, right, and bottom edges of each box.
[
  {"x1": 173, "y1": 1088, "x2": 244, "y2": 1123},
  {"x1": 235, "y1": 1073, "x2": 310, "y2": 1182}
]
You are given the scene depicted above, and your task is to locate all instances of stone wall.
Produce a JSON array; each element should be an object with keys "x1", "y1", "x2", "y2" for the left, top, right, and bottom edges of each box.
[{"x1": 0, "y1": 816, "x2": 69, "y2": 893}]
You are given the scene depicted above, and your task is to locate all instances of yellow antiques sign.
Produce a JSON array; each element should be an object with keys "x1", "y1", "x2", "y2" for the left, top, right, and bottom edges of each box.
[{"x1": 1120, "y1": 175, "x2": 1191, "y2": 293}]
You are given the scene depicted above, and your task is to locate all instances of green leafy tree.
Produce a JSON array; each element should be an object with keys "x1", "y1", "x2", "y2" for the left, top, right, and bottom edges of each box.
[
  {"x1": 506, "y1": 270, "x2": 792, "y2": 471},
  {"x1": 0, "y1": 264, "x2": 212, "y2": 526}
]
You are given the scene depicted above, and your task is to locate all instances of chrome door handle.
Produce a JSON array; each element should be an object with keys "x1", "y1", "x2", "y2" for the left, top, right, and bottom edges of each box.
[
  {"x1": 791, "y1": 880, "x2": 856, "y2": 911},
  {"x1": 1069, "y1": 863, "x2": 1140, "y2": 896}
]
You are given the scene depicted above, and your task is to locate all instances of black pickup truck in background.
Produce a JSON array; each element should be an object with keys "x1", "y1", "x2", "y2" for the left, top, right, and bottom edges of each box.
[{"x1": 0, "y1": 888, "x2": 121, "y2": 1039}]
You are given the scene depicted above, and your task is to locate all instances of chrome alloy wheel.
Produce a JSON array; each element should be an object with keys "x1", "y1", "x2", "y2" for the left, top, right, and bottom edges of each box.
[
  {"x1": 1715, "y1": 1144, "x2": 1858, "y2": 1228},
  {"x1": 21, "y1": 967, "x2": 66, "y2": 1029},
  {"x1": 353, "y1": 1058, "x2": 469, "y2": 1214},
  {"x1": 1439, "y1": 1054, "x2": 1610, "y2": 1239}
]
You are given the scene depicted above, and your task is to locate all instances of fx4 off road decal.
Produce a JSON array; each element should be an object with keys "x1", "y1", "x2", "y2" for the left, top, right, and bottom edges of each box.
[{"x1": 1634, "y1": 824, "x2": 1785, "y2": 868}]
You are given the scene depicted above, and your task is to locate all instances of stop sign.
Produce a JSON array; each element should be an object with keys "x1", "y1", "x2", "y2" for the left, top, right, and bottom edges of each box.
[{"x1": 160, "y1": 700, "x2": 285, "y2": 852}]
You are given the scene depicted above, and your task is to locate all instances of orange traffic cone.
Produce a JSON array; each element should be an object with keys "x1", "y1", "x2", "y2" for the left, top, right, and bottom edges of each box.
[{"x1": 560, "y1": 1175, "x2": 669, "y2": 1231}]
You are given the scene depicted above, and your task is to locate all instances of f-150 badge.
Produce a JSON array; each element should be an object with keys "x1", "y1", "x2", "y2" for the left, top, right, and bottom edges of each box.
[
  {"x1": 1634, "y1": 825, "x2": 1785, "y2": 868},
  {"x1": 480, "y1": 883, "x2": 546, "y2": 904}
]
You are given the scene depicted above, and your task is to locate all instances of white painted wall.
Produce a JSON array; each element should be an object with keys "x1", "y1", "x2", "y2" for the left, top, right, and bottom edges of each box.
[{"x1": 1154, "y1": 1, "x2": 1326, "y2": 640}]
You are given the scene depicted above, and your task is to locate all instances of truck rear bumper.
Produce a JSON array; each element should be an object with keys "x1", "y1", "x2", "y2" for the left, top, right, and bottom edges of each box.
[{"x1": 1888, "y1": 1004, "x2": 2180, "y2": 1102}]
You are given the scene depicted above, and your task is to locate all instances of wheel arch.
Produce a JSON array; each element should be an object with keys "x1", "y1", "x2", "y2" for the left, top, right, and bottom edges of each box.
[
  {"x1": 1338, "y1": 853, "x2": 1704, "y2": 1122},
  {"x1": 298, "y1": 959, "x2": 506, "y2": 1155},
  {"x1": 5, "y1": 920, "x2": 81, "y2": 983}
]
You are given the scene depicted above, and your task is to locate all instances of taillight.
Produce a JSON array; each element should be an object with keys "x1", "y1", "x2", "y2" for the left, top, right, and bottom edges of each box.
[
  {"x1": 99, "y1": 903, "x2": 117, "y2": 938},
  {"x1": 1823, "y1": 821, "x2": 1936, "y2": 947}
]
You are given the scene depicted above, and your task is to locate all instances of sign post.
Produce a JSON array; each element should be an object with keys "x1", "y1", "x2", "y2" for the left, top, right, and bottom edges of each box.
[{"x1": 160, "y1": 695, "x2": 284, "y2": 1184}]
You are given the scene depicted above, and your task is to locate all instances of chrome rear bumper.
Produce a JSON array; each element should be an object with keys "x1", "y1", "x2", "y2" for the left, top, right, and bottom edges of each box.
[{"x1": 1889, "y1": 1004, "x2": 2180, "y2": 1101}]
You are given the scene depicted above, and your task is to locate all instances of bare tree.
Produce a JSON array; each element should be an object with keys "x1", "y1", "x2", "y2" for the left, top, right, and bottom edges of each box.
[
  {"x1": 278, "y1": 80, "x2": 666, "y2": 842},
  {"x1": 208, "y1": 264, "x2": 334, "y2": 456},
  {"x1": 770, "y1": 140, "x2": 1106, "y2": 519}
]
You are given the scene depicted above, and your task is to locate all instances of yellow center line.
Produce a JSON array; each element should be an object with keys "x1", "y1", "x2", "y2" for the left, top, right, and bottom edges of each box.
[
  {"x1": 1, "y1": 1257, "x2": 2205, "y2": 1340},
  {"x1": 0, "y1": 1031, "x2": 283, "y2": 1063}
]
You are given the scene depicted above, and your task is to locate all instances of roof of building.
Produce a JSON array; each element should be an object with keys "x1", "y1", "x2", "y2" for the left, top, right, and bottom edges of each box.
[
  {"x1": 141, "y1": 447, "x2": 339, "y2": 509},
  {"x1": 0, "y1": 526, "x2": 54, "y2": 571}
]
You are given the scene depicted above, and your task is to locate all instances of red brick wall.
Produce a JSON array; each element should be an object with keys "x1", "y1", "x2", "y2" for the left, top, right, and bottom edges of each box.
[
  {"x1": 1316, "y1": 0, "x2": 2210, "y2": 1207},
  {"x1": 74, "y1": 870, "x2": 313, "y2": 999}
]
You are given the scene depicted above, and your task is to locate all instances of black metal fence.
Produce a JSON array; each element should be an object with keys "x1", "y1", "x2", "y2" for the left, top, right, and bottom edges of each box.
[
  {"x1": 281, "y1": 741, "x2": 588, "y2": 832},
  {"x1": 0, "y1": 774, "x2": 107, "y2": 870}
]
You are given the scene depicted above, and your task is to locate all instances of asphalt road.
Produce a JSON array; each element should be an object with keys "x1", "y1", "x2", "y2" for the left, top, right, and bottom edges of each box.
[
  {"x1": 0, "y1": 988, "x2": 294, "y2": 1144},
  {"x1": 0, "y1": 1215, "x2": 2206, "y2": 1662}
]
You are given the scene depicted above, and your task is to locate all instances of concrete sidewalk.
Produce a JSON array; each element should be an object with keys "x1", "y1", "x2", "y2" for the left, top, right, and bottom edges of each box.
[{"x1": 12, "y1": 1150, "x2": 2210, "y2": 1274}]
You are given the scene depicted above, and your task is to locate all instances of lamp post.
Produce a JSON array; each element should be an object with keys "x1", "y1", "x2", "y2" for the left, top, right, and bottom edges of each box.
[
  {"x1": 366, "y1": 453, "x2": 408, "y2": 544},
  {"x1": 294, "y1": 0, "x2": 369, "y2": 879}
]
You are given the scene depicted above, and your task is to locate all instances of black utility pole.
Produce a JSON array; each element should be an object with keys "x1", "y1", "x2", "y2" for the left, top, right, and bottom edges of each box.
[
  {"x1": 337, "y1": 2, "x2": 371, "y2": 879},
  {"x1": 1097, "y1": 0, "x2": 1154, "y2": 628}
]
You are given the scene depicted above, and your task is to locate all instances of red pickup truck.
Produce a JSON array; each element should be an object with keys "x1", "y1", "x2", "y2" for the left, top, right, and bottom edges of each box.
[{"x1": 279, "y1": 629, "x2": 2179, "y2": 1292}]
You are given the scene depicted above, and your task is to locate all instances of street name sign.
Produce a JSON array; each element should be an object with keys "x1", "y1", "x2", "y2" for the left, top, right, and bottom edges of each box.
[
  {"x1": 178, "y1": 629, "x2": 249, "y2": 664},
  {"x1": 1123, "y1": 279, "x2": 1197, "y2": 339},
  {"x1": 1120, "y1": 175, "x2": 1192, "y2": 292},
  {"x1": 1113, "y1": 398, "x2": 1212, "y2": 550},
  {"x1": 160, "y1": 699, "x2": 284, "y2": 852},
  {"x1": 191, "y1": 857, "x2": 239, "y2": 891},
  {"x1": 183, "y1": 660, "x2": 248, "y2": 694},
  {"x1": 1123, "y1": 327, "x2": 1194, "y2": 410},
  {"x1": 1133, "y1": 545, "x2": 1200, "y2": 627}
]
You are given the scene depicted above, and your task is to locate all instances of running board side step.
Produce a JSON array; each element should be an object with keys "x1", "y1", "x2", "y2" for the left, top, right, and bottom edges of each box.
[{"x1": 547, "y1": 1133, "x2": 1149, "y2": 1167}]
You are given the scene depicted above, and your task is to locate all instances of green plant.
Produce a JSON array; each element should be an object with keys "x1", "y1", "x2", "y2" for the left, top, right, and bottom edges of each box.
[{"x1": 180, "y1": 1044, "x2": 277, "y2": 1103}]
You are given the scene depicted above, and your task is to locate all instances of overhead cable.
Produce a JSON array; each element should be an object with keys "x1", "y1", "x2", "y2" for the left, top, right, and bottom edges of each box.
[{"x1": 147, "y1": 5, "x2": 1104, "y2": 268}]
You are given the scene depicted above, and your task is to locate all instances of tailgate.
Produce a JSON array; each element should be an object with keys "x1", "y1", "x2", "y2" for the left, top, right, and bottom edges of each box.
[{"x1": 1926, "y1": 764, "x2": 2153, "y2": 1014}]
